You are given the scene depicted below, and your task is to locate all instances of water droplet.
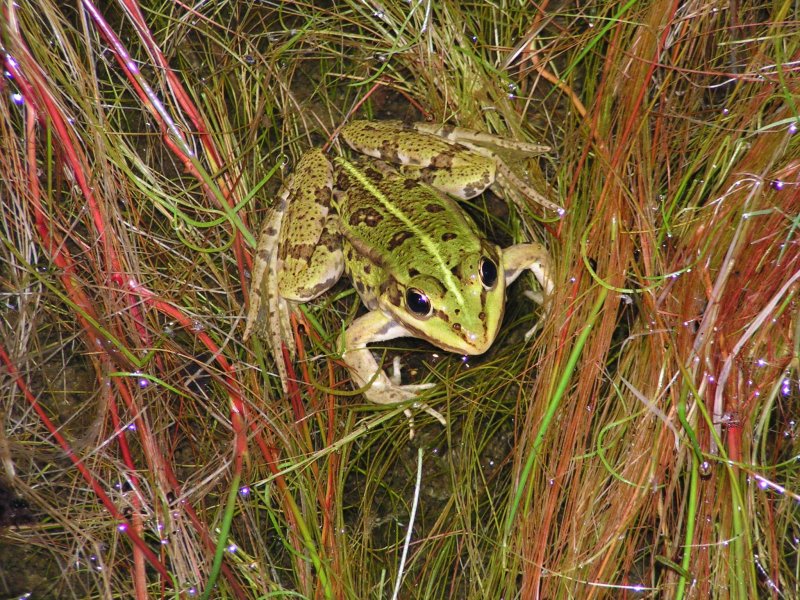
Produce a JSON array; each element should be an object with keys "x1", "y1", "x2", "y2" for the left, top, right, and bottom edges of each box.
[{"x1": 135, "y1": 371, "x2": 149, "y2": 388}]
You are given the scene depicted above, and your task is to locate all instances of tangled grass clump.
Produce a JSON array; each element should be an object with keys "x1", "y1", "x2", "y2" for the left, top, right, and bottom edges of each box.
[{"x1": 0, "y1": 1, "x2": 798, "y2": 598}]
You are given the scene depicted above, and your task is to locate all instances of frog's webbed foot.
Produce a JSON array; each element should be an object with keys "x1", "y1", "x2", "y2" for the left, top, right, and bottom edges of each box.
[{"x1": 342, "y1": 311, "x2": 446, "y2": 438}]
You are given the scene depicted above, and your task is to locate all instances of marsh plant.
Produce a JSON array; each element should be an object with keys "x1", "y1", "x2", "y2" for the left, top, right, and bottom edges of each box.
[{"x1": 0, "y1": 1, "x2": 798, "y2": 598}]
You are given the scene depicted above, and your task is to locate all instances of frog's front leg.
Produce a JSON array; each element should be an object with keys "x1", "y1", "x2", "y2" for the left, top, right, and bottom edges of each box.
[
  {"x1": 340, "y1": 310, "x2": 446, "y2": 431},
  {"x1": 502, "y1": 242, "x2": 554, "y2": 338}
]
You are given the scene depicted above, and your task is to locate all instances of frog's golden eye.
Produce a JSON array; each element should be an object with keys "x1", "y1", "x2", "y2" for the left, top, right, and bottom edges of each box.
[
  {"x1": 479, "y1": 257, "x2": 498, "y2": 289},
  {"x1": 405, "y1": 288, "x2": 432, "y2": 317}
]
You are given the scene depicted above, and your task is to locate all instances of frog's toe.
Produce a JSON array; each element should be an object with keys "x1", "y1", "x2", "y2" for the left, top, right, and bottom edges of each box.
[
  {"x1": 402, "y1": 400, "x2": 446, "y2": 440},
  {"x1": 413, "y1": 400, "x2": 446, "y2": 426}
]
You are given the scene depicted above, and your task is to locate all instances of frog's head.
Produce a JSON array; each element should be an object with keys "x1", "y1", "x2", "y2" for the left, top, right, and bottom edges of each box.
[{"x1": 382, "y1": 246, "x2": 506, "y2": 355}]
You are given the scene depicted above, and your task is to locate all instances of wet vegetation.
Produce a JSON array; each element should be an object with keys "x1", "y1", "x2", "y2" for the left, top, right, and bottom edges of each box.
[{"x1": 0, "y1": 1, "x2": 798, "y2": 598}]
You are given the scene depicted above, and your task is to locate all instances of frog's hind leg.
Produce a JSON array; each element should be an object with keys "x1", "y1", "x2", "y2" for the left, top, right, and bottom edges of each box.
[
  {"x1": 245, "y1": 149, "x2": 343, "y2": 392},
  {"x1": 279, "y1": 215, "x2": 344, "y2": 302},
  {"x1": 410, "y1": 122, "x2": 561, "y2": 214},
  {"x1": 243, "y1": 199, "x2": 297, "y2": 390}
]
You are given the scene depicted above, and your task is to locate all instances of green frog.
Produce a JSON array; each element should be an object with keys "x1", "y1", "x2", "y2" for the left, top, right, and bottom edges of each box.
[{"x1": 244, "y1": 120, "x2": 557, "y2": 431}]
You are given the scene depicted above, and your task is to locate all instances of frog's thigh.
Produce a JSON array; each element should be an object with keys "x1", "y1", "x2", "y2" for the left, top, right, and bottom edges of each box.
[
  {"x1": 415, "y1": 153, "x2": 497, "y2": 200},
  {"x1": 277, "y1": 149, "x2": 343, "y2": 300},
  {"x1": 502, "y1": 242, "x2": 554, "y2": 298},
  {"x1": 279, "y1": 215, "x2": 344, "y2": 301}
]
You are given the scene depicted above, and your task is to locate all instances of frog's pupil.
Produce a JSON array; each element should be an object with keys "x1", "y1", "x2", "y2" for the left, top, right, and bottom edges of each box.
[
  {"x1": 406, "y1": 288, "x2": 431, "y2": 316},
  {"x1": 479, "y1": 257, "x2": 498, "y2": 288}
]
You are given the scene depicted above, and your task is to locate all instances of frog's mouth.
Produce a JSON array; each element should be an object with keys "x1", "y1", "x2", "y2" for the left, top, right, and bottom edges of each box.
[
  {"x1": 390, "y1": 306, "x2": 504, "y2": 356},
  {"x1": 441, "y1": 325, "x2": 500, "y2": 356}
]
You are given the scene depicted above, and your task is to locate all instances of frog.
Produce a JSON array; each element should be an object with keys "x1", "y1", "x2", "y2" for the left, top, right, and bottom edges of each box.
[{"x1": 244, "y1": 119, "x2": 557, "y2": 432}]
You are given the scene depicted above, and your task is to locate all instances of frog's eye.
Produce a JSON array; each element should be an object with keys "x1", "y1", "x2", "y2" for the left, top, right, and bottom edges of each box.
[
  {"x1": 479, "y1": 257, "x2": 498, "y2": 289},
  {"x1": 405, "y1": 288, "x2": 432, "y2": 317}
]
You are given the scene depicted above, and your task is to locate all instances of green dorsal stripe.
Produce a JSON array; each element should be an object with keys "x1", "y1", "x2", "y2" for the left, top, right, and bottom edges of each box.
[{"x1": 336, "y1": 157, "x2": 463, "y2": 304}]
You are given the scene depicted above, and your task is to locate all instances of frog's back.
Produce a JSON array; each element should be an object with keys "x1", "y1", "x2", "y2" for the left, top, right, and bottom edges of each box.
[{"x1": 334, "y1": 159, "x2": 484, "y2": 283}]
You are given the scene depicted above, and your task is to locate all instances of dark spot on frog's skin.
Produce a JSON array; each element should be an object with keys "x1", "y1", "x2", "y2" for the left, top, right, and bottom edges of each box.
[
  {"x1": 336, "y1": 172, "x2": 351, "y2": 191},
  {"x1": 265, "y1": 225, "x2": 278, "y2": 236},
  {"x1": 362, "y1": 166, "x2": 383, "y2": 180},
  {"x1": 374, "y1": 319, "x2": 397, "y2": 337},
  {"x1": 408, "y1": 268, "x2": 419, "y2": 277},
  {"x1": 388, "y1": 230, "x2": 413, "y2": 250},
  {"x1": 434, "y1": 309, "x2": 450, "y2": 323},
  {"x1": 462, "y1": 185, "x2": 478, "y2": 198},
  {"x1": 379, "y1": 141, "x2": 401, "y2": 163},
  {"x1": 279, "y1": 241, "x2": 313, "y2": 261},
  {"x1": 403, "y1": 178, "x2": 418, "y2": 190},
  {"x1": 354, "y1": 279, "x2": 366, "y2": 295},
  {"x1": 321, "y1": 238, "x2": 339, "y2": 252},
  {"x1": 441, "y1": 232, "x2": 457, "y2": 242},
  {"x1": 384, "y1": 284, "x2": 402, "y2": 306},
  {"x1": 426, "y1": 203, "x2": 446, "y2": 213},
  {"x1": 431, "y1": 150, "x2": 456, "y2": 168},
  {"x1": 452, "y1": 323, "x2": 461, "y2": 331},
  {"x1": 349, "y1": 207, "x2": 383, "y2": 228},
  {"x1": 363, "y1": 264, "x2": 371, "y2": 274},
  {"x1": 454, "y1": 308, "x2": 460, "y2": 315},
  {"x1": 479, "y1": 312, "x2": 486, "y2": 320}
]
